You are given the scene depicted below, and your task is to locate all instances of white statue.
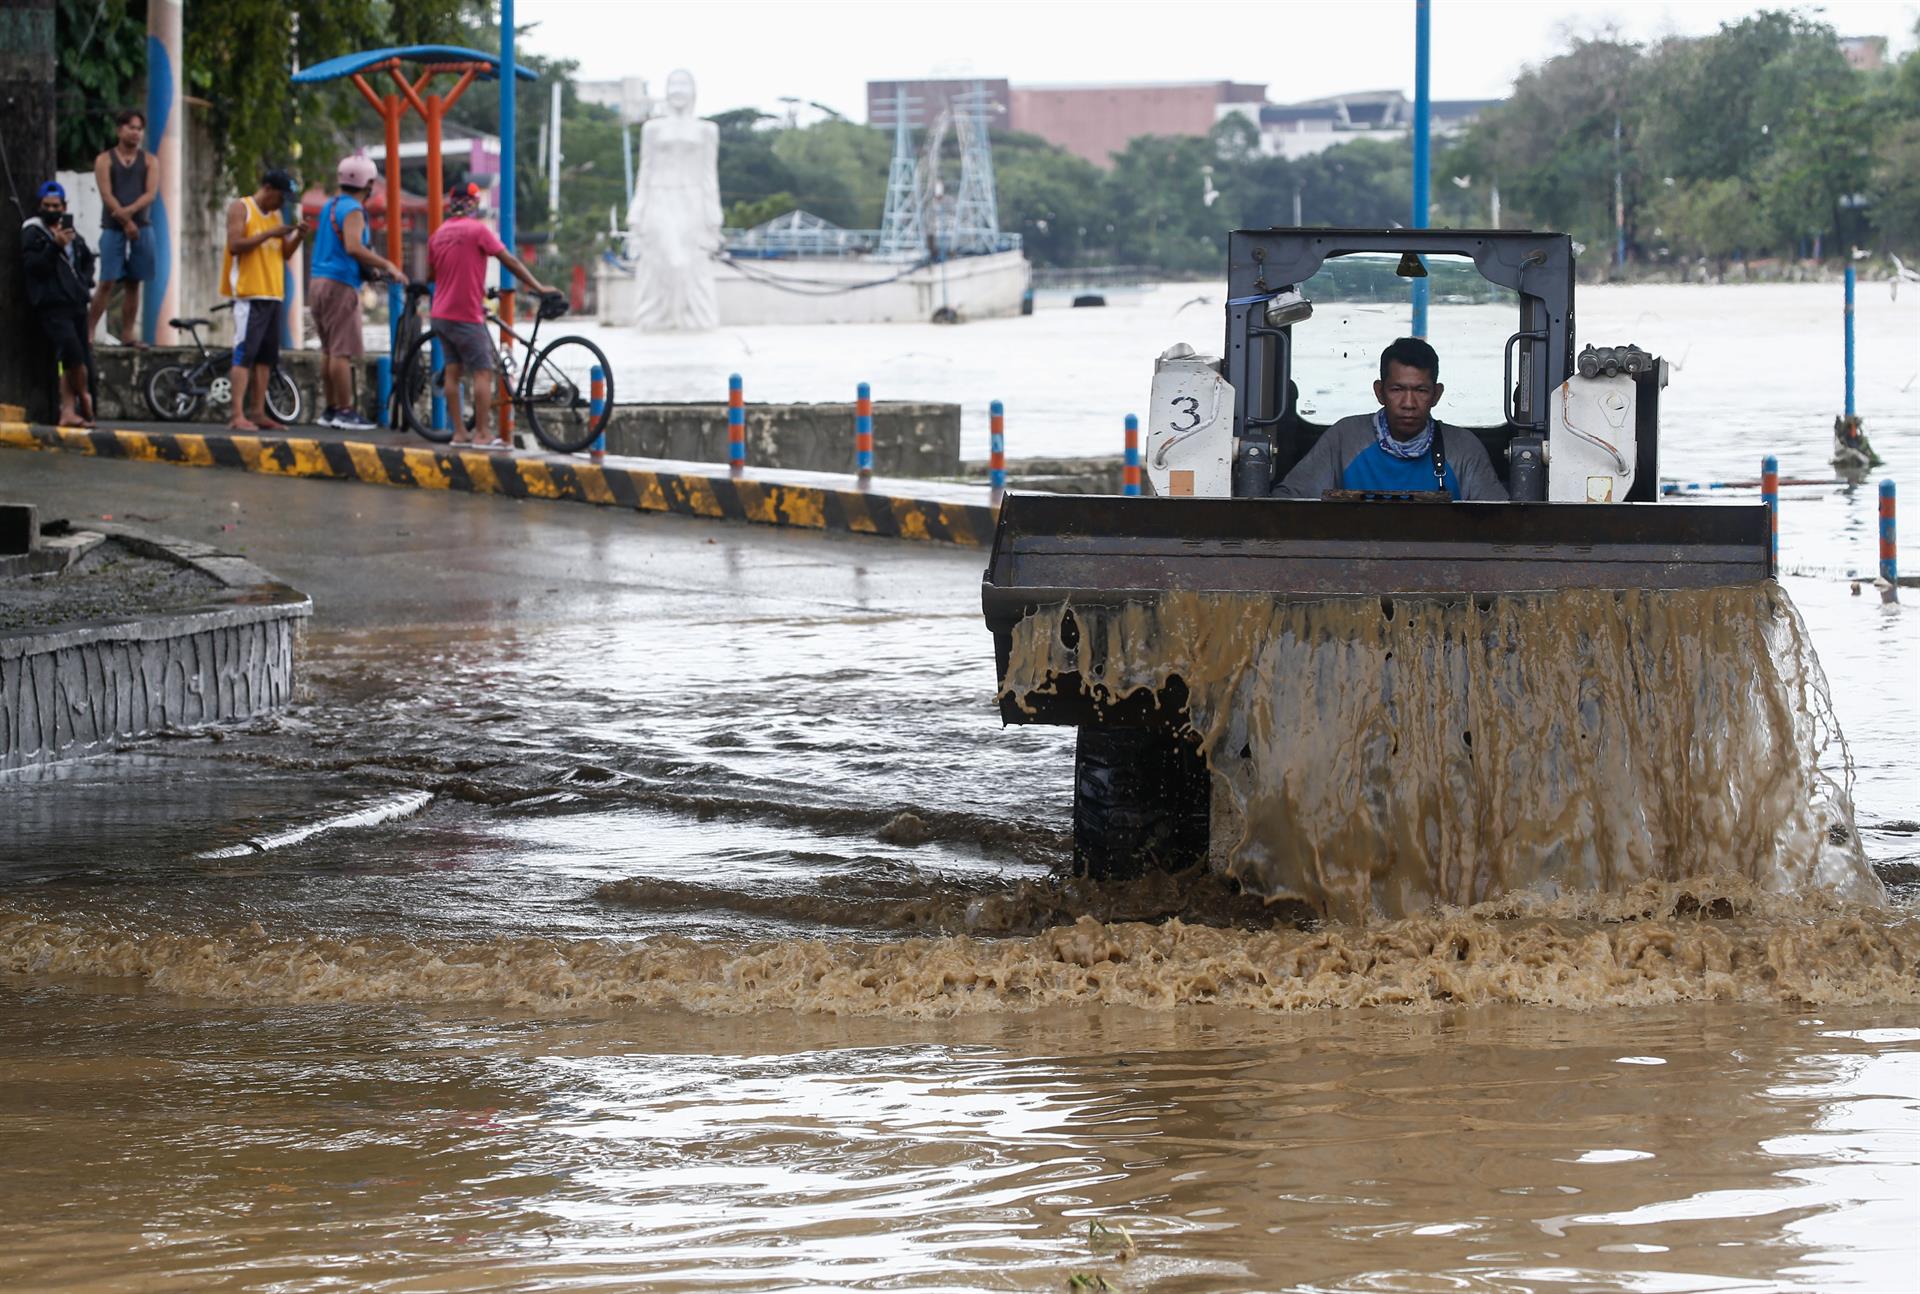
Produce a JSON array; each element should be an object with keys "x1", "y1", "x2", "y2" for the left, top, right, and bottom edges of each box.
[{"x1": 625, "y1": 69, "x2": 722, "y2": 331}]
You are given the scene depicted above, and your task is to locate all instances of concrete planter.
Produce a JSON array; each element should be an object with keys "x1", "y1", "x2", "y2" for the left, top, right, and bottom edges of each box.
[{"x1": 0, "y1": 528, "x2": 311, "y2": 770}]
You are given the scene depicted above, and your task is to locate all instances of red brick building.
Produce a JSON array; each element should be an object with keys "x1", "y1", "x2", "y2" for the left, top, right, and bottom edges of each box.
[
  {"x1": 866, "y1": 78, "x2": 1267, "y2": 168},
  {"x1": 1008, "y1": 81, "x2": 1266, "y2": 166}
]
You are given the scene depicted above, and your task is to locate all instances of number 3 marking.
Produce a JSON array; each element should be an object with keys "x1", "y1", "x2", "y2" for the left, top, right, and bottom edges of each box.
[{"x1": 1170, "y1": 395, "x2": 1201, "y2": 431}]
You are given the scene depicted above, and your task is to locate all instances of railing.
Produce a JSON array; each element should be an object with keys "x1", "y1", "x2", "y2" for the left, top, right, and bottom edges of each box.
[{"x1": 722, "y1": 227, "x2": 1023, "y2": 260}]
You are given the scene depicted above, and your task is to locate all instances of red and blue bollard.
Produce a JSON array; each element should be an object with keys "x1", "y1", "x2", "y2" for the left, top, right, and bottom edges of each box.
[
  {"x1": 727, "y1": 373, "x2": 745, "y2": 478},
  {"x1": 1761, "y1": 455, "x2": 1778, "y2": 571},
  {"x1": 1882, "y1": 479, "x2": 1898, "y2": 601},
  {"x1": 989, "y1": 400, "x2": 1006, "y2": 502},
  {"x1": 1123, "y1": 414, "x2": 1141, "y2": 496},
  {"x1": 589, "y1": 365, "x2": 606, "y2": 463},
  {"x1": 856, "y1": 382, "x2": 874, "y2": 489}
]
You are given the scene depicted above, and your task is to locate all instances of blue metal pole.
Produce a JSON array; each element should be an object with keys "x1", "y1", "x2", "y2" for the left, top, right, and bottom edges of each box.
[
  {"x1": 1844, "y1": 265, "x2": 1856, "y2": 420},
  {"x1": 498, "y1": 0, "x2": 516, "y2": 293},
  {"x1": 1411, "y1": 0, "x2": 1431, "y2": 339}
]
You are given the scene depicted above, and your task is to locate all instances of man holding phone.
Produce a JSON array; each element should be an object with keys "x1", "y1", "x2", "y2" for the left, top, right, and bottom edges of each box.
[
  {"x1": 19, "y1": 180, "x2": 98, "y2": 428},
  {"x1": 219, "y1": 168, "x2": 303, "y2": 431}
]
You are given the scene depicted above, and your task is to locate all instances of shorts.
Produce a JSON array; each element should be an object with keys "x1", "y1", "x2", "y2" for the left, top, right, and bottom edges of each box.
[
  {"x1": 35, "y1": 306, "x2": 93, "y2": 368},
  {"x1": 431, "y1": 318, "x2": 495, "y2": 372},
  {"x1": 308, "y1": 277, "x2": 364, "y2": 358},
  {"x1": 98, "y1": 226, "x2": 155, "y2": 283},
  {"x1": 231, "y1": 297, "x2": 282, "y2": 369}
]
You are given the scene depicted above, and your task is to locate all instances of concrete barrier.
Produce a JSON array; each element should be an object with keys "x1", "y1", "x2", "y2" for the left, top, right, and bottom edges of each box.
[
  {"x1": 87, "y1": 346, "x2": 959, "y2": 478},
  {"x1": 0, "y1": 422, "x2": 999, "y2": 548},
  {"x1": 1, "y1": 526, "x2": 311, "y2": 770}
]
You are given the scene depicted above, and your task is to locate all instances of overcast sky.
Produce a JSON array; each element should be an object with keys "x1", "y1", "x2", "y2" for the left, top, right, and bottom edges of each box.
[{"x1": 516, "y1": 0, "x2": 1919, "y2": 119}]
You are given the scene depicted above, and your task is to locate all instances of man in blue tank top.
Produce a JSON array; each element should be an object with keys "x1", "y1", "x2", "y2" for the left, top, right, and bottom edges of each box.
[
  {"x1": 309, "y1": 154, "x2": 407, "y2": 430},
  {"x1": 1273, "y1": 337, "x2": 1508, "y2": 501}
]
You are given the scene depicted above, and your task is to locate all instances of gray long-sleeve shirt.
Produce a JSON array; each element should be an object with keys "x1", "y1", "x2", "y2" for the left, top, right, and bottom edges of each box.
[{"x1": 1272, "y1": 413, "x2": 1510, "y2": 501}]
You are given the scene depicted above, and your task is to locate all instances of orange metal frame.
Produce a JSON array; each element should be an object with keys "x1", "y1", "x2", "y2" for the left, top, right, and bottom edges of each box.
[{"x1": 348, "y1": 60, "x2": 516, "y2": 436}]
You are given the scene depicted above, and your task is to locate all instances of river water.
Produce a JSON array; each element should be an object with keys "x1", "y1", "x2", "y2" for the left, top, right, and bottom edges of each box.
[{"x1": 3, "y1": 282, "x2": 1918, "y2": 1291}]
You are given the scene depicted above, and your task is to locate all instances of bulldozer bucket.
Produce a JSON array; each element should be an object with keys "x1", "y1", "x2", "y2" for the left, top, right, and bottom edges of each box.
[{"x1": 984, "y1": 493, "x2": 1773, "y2": 728}]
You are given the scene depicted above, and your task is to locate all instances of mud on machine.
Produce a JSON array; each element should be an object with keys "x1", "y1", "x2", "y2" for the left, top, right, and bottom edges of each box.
[{"x1": 981, "y1": 228, "x2": 1774, "y2": 880}]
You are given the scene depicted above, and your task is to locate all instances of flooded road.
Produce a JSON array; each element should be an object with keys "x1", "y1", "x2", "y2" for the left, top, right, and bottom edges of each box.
[{"x1": 4, "y1": 321, "x2": 1919, "y2": 1293}]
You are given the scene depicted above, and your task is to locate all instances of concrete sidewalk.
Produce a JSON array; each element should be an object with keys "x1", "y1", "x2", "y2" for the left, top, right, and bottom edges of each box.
[{"x1": 0, "y1": 419, "x2": 1001, "y2": 547}]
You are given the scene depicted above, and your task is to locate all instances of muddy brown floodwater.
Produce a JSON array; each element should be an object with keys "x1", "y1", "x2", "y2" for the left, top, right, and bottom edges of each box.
[{"x1": 2, "y1": 399, "x2": 1918, "y2": 1290}]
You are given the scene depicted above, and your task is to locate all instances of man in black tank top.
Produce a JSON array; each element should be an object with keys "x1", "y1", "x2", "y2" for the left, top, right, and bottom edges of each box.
[{"x1": 87, "y1": 108, "x2": 160, "y2": 347}]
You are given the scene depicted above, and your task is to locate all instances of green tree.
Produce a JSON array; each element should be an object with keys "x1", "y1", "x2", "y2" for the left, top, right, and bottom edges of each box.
[
  {"x1": 1452, "y1": 36, "x2": 1641, "y2": 251},
  {"x1": 54, "y1": 0, "x2": 147, "y2": 170},
  {"x1": 188, "y1": 0, "x2": 480, "y2": 189},
  {"x1": 725, "y1": 191, "x2": 798, "y2": 228},
  {"x1": 1102, "y1": 134, "x2": 1222, "y2": 272},
  {"x1": 770, "y1": 120, "x2": 889, "y2": 227},
  {"x1": 993, "y1": 129, "x2": 1108, "y2": 266},
  {"x1": 1869, "y1": 119, "x2": 1920, "y2": 249},
  {"x1": 1648, "y1": 177, "x2": 1770, "y2": 279}
]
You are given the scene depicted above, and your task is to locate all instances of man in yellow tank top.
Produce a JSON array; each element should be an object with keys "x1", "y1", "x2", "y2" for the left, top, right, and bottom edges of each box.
[{"x1": 221, "y1": 169, "x2": 303, "y2": 430}]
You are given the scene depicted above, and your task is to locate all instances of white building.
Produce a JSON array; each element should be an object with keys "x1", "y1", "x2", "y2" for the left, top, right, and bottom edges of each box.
[
  {"x1": 1219, "y1": 91, "x2": 1500, "y2": 161},
  {"x1": 575, "y1": 75, "x2": 654, "y2": 125}
]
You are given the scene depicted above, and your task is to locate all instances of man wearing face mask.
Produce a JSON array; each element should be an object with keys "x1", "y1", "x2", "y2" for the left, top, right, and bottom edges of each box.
[{"x1": 20, "y1": 181, "x2": 99, "y2": 428}]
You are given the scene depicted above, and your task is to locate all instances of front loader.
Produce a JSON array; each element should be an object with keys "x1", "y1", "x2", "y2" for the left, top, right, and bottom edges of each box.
[{"x1": 982, "y1": 229, "x2": 1774, "y2": 880}]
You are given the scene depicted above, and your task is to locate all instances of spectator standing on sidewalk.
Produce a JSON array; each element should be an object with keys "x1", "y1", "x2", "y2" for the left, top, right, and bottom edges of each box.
[
  {"x1": 310, "y1": 154, "x2": 407, "y2": 430},
  {"x1": 427, "y1": 180, "x2": 554, "y2": 447},
  {"x1": 219, "y1": 169, "x2": 302, "y2": 431},
  {"x1": 20, "y1": 181, "x2": 99, "y2": 428},
  {"x1": 86, "y1": 108, "x2": 159, "y2": 348}
]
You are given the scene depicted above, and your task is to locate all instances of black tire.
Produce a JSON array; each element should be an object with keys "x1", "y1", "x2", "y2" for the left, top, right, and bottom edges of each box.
[
  {"x1": 398, "y1": 331, "x2": 456, "y2": 443},
  {"x1": 265, "y1": 368, "x2": 302, "y2": 426},
  {"x1": 145, "y1": 364, "x2": 202, "y2": 421},
  {"x1": 1072, "y1": 726, "x2": 1211, "y2": 880},
  {"x1": 522, "y1": 336, "x2": 613, "y2": 454}
]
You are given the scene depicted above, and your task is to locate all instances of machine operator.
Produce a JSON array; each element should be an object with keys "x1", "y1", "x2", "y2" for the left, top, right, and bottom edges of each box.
[{"x1": 1272, "y1": 337, "x2": 1508, "y2": 502}]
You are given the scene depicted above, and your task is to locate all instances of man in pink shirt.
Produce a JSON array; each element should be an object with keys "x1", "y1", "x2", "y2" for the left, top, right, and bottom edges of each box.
[{"x1": 427, "y1": 181, "x2": 554, "y2": 446}]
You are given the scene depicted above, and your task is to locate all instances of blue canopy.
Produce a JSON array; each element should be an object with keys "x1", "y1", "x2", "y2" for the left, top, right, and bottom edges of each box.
[{"x1": 293, "y1": 45, "x2": 537, "y2": 86}]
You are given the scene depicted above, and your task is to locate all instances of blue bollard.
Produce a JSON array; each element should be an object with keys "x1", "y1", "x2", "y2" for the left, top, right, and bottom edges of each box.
[
  {"x1": 1881, "y1": 479, "x2": 1897, "y2": 597},
  {"x1": 1123, "y1": 413, "x2": 1141, "y2": 496},
  {"x1": 589, "y1": 365, "x2": 606, "y2": 461},
  {"x1": 1762, "y1": 455, "x2": 1779, "y2": 571},
  {"x1": 376, "y1": 356, "x2": 392, "y2": 428},
  {"x1": 855, "y1": 382, "x2": 874, "y2": 486},
  {"x1": 989, "y1": 399, "x2": 1005, "y2": 497}
]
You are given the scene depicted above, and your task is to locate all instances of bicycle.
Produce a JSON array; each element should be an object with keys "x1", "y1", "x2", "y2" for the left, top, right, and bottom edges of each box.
[
  {"x1": 145, "y1": 301, "x2": 303, "y2": 425},
  {"x1": 395, "y1": 286, "x2": 613, "y2": 454}
]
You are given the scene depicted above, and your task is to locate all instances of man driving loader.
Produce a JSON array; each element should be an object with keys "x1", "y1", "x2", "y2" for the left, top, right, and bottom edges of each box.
[{"x1": 1271, "y1": 338, "x2": 1508, "y2": 501}]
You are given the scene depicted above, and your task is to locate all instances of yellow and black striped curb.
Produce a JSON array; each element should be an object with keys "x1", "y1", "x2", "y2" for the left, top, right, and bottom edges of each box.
[{"x1": 0, "y1": 423, "x2": 998, "y2": 547}]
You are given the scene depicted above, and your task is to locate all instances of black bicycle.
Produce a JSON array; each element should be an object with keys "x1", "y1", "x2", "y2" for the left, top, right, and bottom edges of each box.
[
  {"x1": 396, "y1": 286, "x2": 613, "y2": 454},
  {"x1": 145, "y1": 301, "x2": 303, "y2": 425}
]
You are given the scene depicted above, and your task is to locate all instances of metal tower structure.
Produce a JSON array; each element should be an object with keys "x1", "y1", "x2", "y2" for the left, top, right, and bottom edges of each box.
[
  {"x1": 875, "y1": 86, "x2": 925, "y2": 259},
  {"x1": 947, "y1": 82, "x2": 1002, "y2": 256}
]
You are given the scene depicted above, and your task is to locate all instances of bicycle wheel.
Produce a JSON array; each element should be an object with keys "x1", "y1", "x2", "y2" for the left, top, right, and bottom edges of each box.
[
  {"x1": 265, "y1": 368, "x2": 303, "y2": 425},
  {"x1": 522, "y1": 336, "x2": 613, "y2": 454},
  {"x1": 145, "y1": 364, "x2": 203, "y2": 421},
  {"x1": 398, "y1": 331, "x2": 456, "y2": 443}
]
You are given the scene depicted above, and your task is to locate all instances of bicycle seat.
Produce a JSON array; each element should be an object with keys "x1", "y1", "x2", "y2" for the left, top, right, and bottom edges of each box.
[
  {"x1": 537, "y1": 292, "x2": 570, "y2": 321},
  {"x1": 168, "y1": 317, "x2": 210, "y2": 330},
  {"x1": 405, "y1": 283, "x2": 433, "y2": 299}
]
